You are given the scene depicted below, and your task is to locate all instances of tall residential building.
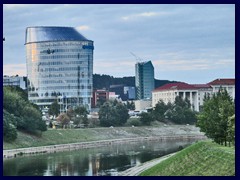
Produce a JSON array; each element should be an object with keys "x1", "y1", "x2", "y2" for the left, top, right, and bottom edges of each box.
[
  {"x1": 135, "y1": 61, "x2": 154, "y2": 100},
  {"x1": 25, "y1": 26, "x2": 94, "y2": 111}
]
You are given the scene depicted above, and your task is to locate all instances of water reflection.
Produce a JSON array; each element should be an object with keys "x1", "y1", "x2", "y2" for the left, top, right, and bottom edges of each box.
[{"x1": 4, "y1": 139, "x2": 197, "y2": 176}]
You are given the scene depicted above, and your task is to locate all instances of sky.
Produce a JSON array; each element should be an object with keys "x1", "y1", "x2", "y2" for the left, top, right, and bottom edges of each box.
[{"x1": 3, "y1": 4, "x2": 235, "y2": 84}]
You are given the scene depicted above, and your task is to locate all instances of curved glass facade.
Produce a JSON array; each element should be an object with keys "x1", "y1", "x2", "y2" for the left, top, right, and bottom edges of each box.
[{"x1": 25, "y1": 27, "x2": 93, "y2": 111}]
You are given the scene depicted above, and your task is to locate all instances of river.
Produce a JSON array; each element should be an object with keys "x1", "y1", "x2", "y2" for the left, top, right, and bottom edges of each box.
[{"x1": 3, "y1": 139, "x2": 197, "y2": 176}]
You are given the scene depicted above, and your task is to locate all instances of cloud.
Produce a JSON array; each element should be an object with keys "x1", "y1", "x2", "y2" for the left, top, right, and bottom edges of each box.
[
  {"x1": 3, "y1": 64, "x2": 26, "y2": 76},
  {"x1": 122, "y1": 11, "x2": 169, "y2": 21},
  {"x1": 3, "y1": 4, "x2": 33, "y2": 9},
  {"x1": 76, "y1": 25, "x2": 90, "y2": 31},
  {"x1": 94, "y1": 59, "x2": 135, "y2": 76}
]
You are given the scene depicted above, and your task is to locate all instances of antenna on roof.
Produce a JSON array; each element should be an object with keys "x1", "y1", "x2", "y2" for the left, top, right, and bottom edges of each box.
[{"x1": 130, "y1": 52, "x2": 143, "y2": 63}]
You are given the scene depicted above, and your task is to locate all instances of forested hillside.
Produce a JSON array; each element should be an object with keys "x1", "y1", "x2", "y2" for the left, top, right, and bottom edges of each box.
[{"x1": 93, "y1": 74, "x2": 178, "y2": 89}]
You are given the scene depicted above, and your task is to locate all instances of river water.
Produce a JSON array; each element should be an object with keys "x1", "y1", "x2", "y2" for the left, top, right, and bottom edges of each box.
[{"x1": 3, "y1": 139, "x2": 197, "y2": 176}]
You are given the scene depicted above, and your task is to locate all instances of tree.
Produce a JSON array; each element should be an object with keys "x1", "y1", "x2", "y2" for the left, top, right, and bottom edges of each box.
[
  {"x1": 126, "y1": 101, "x2": 135, "y2": 110},
  {"x1": 56, "y1": 113, "x2": 70, "y2": 128},
  {"x1": 48, "y1": 99, "x2": 60, "y2": 117},
  {"x1": 3, "y1": 87, "x2": 47, "y2": 139},
  {"x1": 21, "y1": 106, "x2": 47, "y2": 132},
  {"x1": 3, "y1": 110, "x2": 17, "y2": 142},
  {"x1": 140, "y1": 112, "x2": 153, "y2": 126},
  {"x1": 99, "y1": 101, "x2": 129, "y2": 127},
  {"x1": 167, "y1": 96, "x2": 197, "y2": 125},
  {"x1": 152, "y1": 100, "x2": 171, "y2": 122},
  {"x1": 197, "y1": 89, "x2": 235, "y2": 146},
  {"x1": 74, "y1": 106, "x2": 88, "y2": 116},
  {"x1": 66, "y1": 106, "x2": 75, "y2": 120}
]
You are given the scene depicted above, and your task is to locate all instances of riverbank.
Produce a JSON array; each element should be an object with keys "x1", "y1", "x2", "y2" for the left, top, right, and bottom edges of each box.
[
  {"x1": 139, "y1": 141, "x2": 235, "y2": 176},
  {"x1": 4, "y1": 125, "x2": 204, "y2": 150},
  {"x1": 3, "y1": 135, "x2": 205, "y2": 159},
  {"x1": 3, "y1": 125, "x2": 206, "y2": 159}
]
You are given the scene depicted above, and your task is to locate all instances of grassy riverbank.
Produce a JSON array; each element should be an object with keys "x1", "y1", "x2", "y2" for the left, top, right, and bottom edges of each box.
[
  {"x1": 139, "y1": 141, "x2": 235, "y2": 176},
  {"x1": 4, "y1": 125, "x2": 204, "y2": 150}
]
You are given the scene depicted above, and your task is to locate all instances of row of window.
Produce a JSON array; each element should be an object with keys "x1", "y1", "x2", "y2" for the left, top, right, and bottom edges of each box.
[
  {"x1": 35, "y1": 54, "x2": 91, "y2": 60},
  {"x1": 33, "y1": 74, "x2": 92, "y2": 79},
  {"x1": 32, "y1": 41, "x2": 93, "y2": 48},
  {"x1": 37, "y1": 67, "x2": 91, "y2": 72},
  {"x1": 31, "y1": 97, "x2": 91, "y2": 104},
  {"x1": 36, "y1": 85, "x2": 92, "y2": 91},
  {"x1": 39, "y1": 80, "x2": 91, "y2": 85},
  {"x1": 36, "y1": 60, "x2": 88, "y2": 66}
]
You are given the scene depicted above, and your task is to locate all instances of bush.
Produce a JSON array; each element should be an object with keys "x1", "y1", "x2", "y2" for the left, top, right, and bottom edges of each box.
[
  {"x1": 125, "y1": 118, "x2": 141, "y2": 126},
  {"x1": 140, "y1": 112, "x2": 154, "y2": 126}
]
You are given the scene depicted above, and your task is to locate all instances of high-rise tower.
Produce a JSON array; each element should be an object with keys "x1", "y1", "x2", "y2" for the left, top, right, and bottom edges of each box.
[
  {"x1": 135, "y1": 61, "x2": 154, "y2": 100},
  {"x1": 25, "y1": 26, "x2": 94, "y2": 111}
]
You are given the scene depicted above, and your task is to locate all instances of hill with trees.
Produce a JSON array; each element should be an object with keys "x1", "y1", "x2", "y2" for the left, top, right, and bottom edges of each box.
[{"x1": 93, "y1": 74, "x2": 178, "y2": 89}]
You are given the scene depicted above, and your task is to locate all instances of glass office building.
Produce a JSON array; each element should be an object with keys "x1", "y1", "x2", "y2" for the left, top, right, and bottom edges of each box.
[
  {"x1": 25, "y1": 26, "x2": 94, "y2": 111},
  {"x1": 135, "y1": 61, "x2": 154, "y2": 100}
]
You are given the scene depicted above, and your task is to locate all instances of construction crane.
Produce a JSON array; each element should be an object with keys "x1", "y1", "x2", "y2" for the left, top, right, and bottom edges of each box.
[{"x1": 130, "y1": 52, "x2": 143, "y2": 62}]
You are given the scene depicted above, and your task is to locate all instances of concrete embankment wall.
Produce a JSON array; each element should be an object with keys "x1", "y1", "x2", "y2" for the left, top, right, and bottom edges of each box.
[{"x1": 3, "y1": 135, "x2": 206, "y2": 159}]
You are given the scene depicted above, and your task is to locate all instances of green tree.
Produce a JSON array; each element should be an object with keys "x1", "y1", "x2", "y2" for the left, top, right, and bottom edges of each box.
[
  {"x1": 139, "y1": 112, "x2": 153, "y2": 126},
  {"x1": 74, "y1": 106, "x2": 88, "y2": 116},
  {"x1": 3, "y1": 87, "x2": 47, "y2": 138},
  {"x1": 126, "y1": 101, "x2": 135, "y2": 110},
  {"x1": 48, "y1": 99, "x2": 60, "y2": 117},
  {"x1": 152, "y1": 100, "x2": 172, "y2": 122},
  {"x1": 3, "y1": 110, "x2": 17, "y2": 142},
  {"x1": 167, "y1": 96, "x2": 197, "y2": 125},
  {"x1": 21, "y1": 106, "x2": 47, "y2": 132},
  {"x1": 99, "y1": 101, "x2": 129, "y2": 127},
  {"x1": 197, "y1": 89, "x2": 234, "y2": 146}
]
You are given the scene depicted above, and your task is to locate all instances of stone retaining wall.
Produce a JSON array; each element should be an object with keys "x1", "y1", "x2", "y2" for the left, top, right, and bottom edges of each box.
[{"x1": 3, "y1": 135, "x2": 206, "y2": 159}]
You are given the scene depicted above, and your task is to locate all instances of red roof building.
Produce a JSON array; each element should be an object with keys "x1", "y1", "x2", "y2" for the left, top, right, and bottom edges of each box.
[
  {"x1": 208, "y1": 78, "x2": 235, "y2": 86},
  {"x1": 153, "y1": 82, "x2": 197, "y2": 92},
  {"x1": 152, "y1": 82, "x2": 199, "y2": 111}
]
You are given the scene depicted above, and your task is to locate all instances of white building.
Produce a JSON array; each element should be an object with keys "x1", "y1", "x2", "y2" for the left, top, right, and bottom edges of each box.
[
  {"x1": 3, "y1": 75, "x2": 27, "y2": 89},
  {"x1": 152, "y1": 79, "x2": 235, "y2": 112},
  {"x1": 208, "y1": 79, "x2": 235, "y2": 101},
  {"x1": 191, "y1": 84, "x2": 213, "y2": 111},
  {"x1": 134, "y1": 99, "x2": 152, "y2": 111},
  {"x1": 152, "y1": 82, "x2": 199, "y2": 111}
]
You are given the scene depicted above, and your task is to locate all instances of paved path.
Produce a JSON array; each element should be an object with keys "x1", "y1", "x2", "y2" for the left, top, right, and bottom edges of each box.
[{"x1": 118, "y1": 153, "x2": 176, "y2": 176}]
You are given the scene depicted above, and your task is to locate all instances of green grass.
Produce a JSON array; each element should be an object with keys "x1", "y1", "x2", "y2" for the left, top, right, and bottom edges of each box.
[
  {"x1": 3, "y1": 125, "x2": 204, "y2": 150},
  {"x1": 139, "y1": 141, "x2": 235, "y2": 176}
]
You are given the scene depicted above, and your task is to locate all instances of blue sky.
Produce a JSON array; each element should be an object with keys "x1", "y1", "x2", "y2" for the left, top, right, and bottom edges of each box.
[{"x1": 3, "y1": 4, "x2": 235, "y2": 84}]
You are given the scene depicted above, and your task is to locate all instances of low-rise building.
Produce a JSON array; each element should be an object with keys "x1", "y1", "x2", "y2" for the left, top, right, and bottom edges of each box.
[
  {"x1": 91, "y1": 89, "x2": 109, "y2": 108},
  {"x1": 152, "y1": 78, "x2": 235, "y2": 112},
  {"x1": 3, "y1": 75, "x2": 27, "y2": 89},
  {"x1": 207, "y1": 78, "x2": 235, "y2": 101},
  {"x1": 134, "y1": 99, "x2": 152, "y2": 111},
  {"x1": 152, "y1": 82, "x2": 199, "y2": 111}
]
